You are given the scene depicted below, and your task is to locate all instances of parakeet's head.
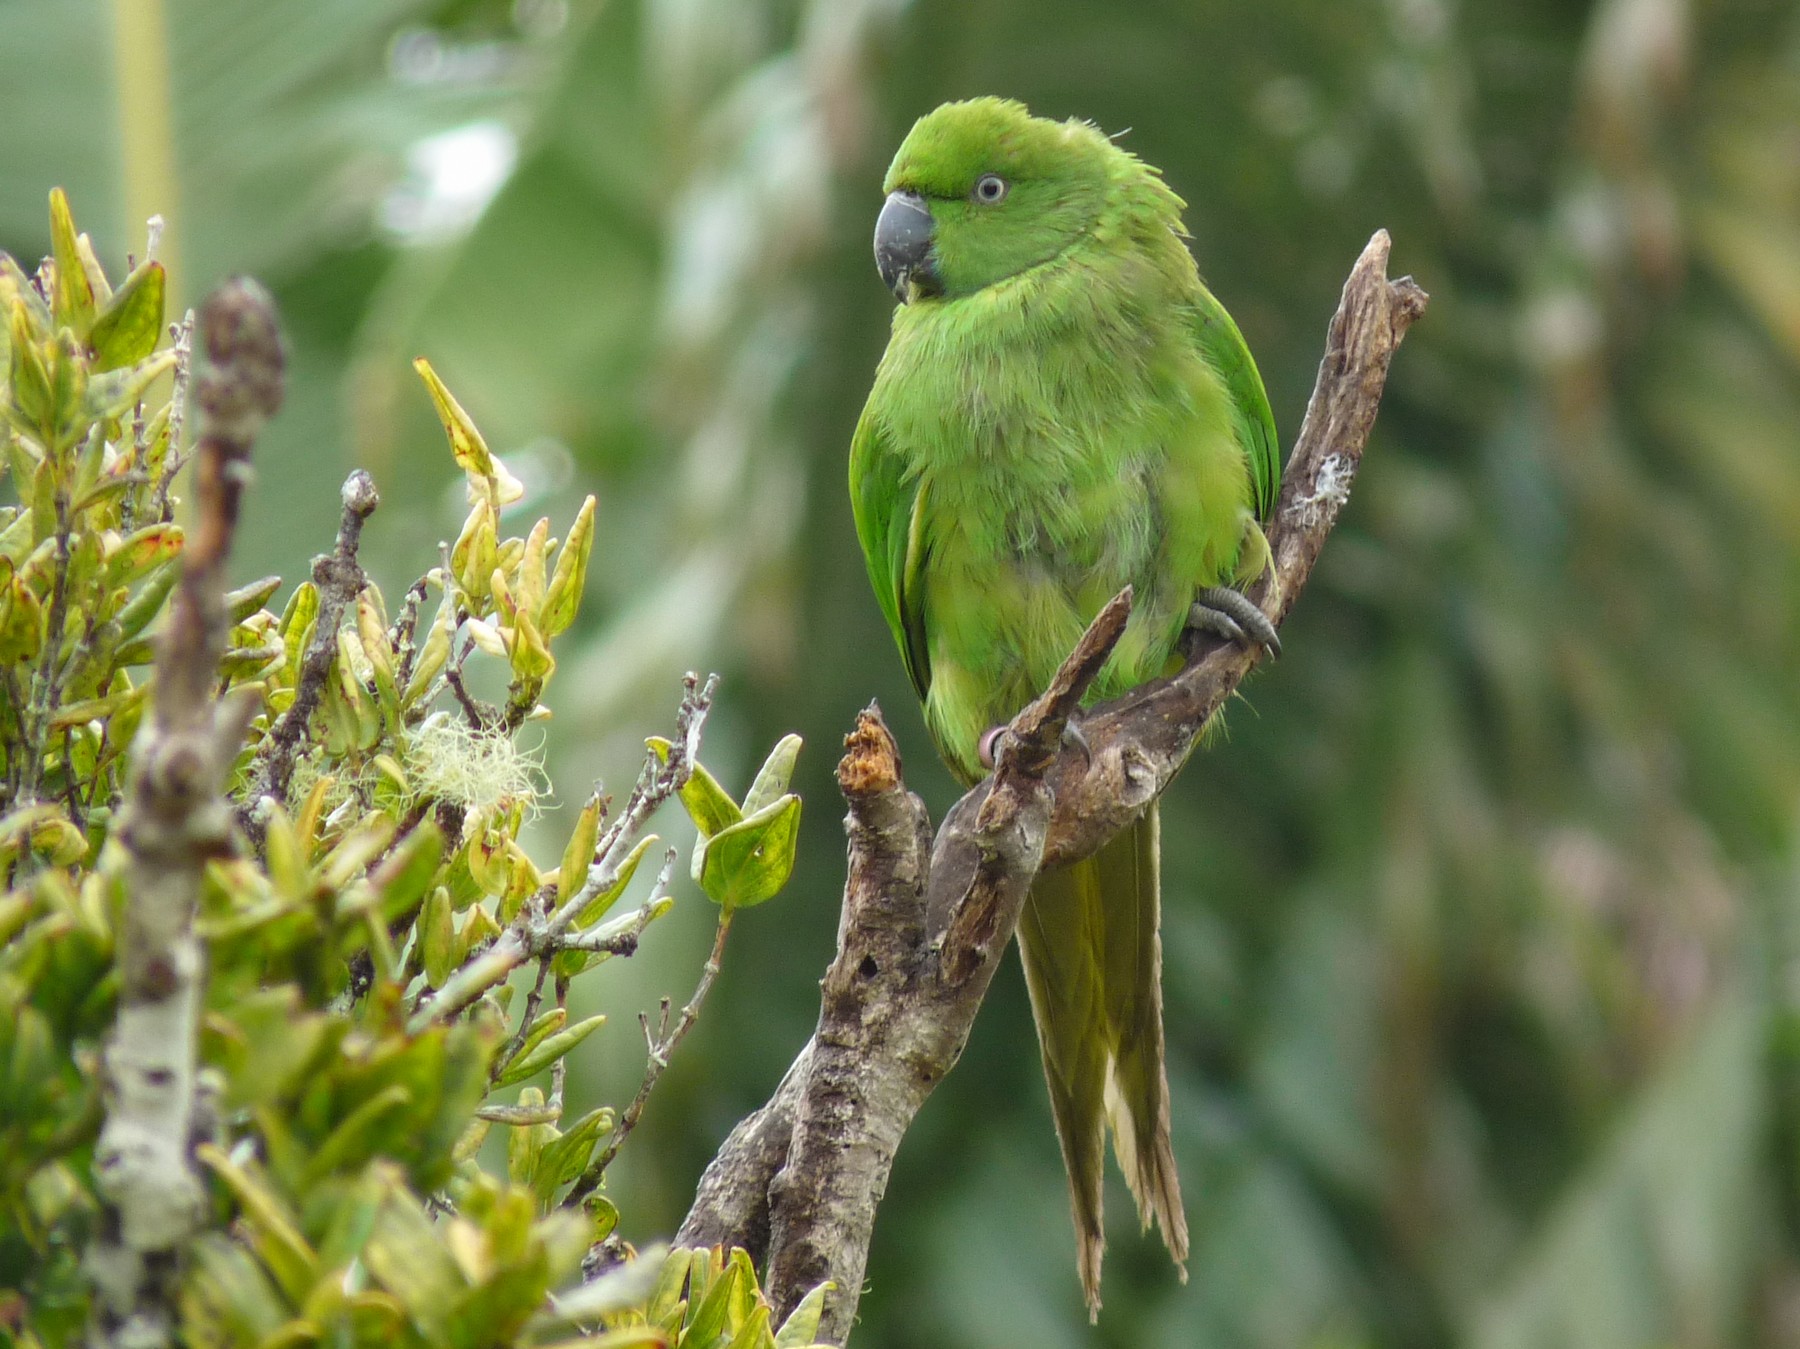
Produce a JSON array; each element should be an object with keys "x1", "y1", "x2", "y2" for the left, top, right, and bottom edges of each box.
[{"x1": 874, "y1": 97, "x2": 1135, "y2": 304}]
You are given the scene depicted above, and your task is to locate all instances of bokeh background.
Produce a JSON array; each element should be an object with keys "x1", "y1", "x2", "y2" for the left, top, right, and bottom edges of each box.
[{"x1": 7, "y1": 0, "x2": 1800, "y2": 1343}]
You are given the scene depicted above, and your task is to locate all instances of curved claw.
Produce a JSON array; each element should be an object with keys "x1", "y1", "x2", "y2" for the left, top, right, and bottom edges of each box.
[{"x1": 1191, "y1": 587, "x2": 1281, "y2": 658}]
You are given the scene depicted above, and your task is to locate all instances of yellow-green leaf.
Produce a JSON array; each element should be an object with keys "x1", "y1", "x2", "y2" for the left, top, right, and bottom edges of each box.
[
  {"x1": 0, "y1": 571, "x2": 44, "y2": 663},
  {"x1": 772, "y1": 1280, "x2": 833, "y2": 1349},
  {"x1": 557, "y1": 796, "x2": 603, "y2": 906},
  {"x1": 47, "y1": 188, "x2": 96, "y2": 334},
  {"x1": 414, "y1": 357, "x2": 523, "y2": 507},
  {"x1": 510, "y1": 605, "x2": 555, "y2": 684},
  {"x1": 648, "y1": 739, "x2": 741, "y2": 838},
  {"x1": 403, "y1": 593, "x2": 455, "y2": 707},
  {"x1": 421, "y1": 885, "x2": 455, "y2": 988},
  {"x1": 106, "y1": 523, "x2": 183, "y2": 587},
  {"x1": 515, "y1": 517, "x2": 549, "y2": 619},
  {"x1": 89, "y1": 260, "x2": 165, "y2": 372},
  {"x1": 196, "y1": 1145, "x2": 320, "y2": 1306},
  {"x1": 9, "y1": 301, "x2": 54, "y2": 433},
  {"x1": 742, "y1": 734, "x2": 803, "y2": 818},
  {"x1": 81, "y1": 349, "x2": 174, "y2": 424},
  {"x1": 540, "y1": 494, "x2": 595, "y2": 637}
]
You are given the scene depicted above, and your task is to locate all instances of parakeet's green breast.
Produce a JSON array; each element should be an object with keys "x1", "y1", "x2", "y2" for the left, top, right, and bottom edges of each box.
[{"x1": 850, "y1": 98, "x2": 1278, "y2": 782}]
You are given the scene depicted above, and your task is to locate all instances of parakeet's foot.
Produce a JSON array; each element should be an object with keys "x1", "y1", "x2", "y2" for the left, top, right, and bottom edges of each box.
[
  {"x1": 978, "y1": 717, "x2": 1092, "y2": 771},
  {"x1": 1191, "y1": 587, "x2": 1281, "y2": 658}
]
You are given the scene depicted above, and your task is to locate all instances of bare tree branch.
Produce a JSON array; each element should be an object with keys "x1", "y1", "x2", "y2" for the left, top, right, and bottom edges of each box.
[
  {"x1": 676, "y1": 231, "x2": 1428, "y2": 1342},
  {"x1": 88, "y1": 279, "x2": 285, "y2": 1349},
  {"x1": 238, "y1": 469, "x2": 380, "y2": 846}
]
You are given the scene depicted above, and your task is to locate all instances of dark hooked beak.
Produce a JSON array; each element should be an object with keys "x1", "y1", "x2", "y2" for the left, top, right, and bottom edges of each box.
[{"x1": 874, "y1": 190, "x2": 940, "y2": 302}]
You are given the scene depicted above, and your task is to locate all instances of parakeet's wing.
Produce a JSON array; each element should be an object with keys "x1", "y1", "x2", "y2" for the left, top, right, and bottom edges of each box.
[
  {"x1": 1192, "y1": 282, "x2": 1280, "y2": 521},
  {"x1": 848, "y1": 408, "x2": 931, "y2": 701}
]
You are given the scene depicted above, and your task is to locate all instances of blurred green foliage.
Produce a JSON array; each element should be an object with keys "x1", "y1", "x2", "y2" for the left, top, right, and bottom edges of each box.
[{"x1": 4, "y1": 0, "x2": 1800, "y2": 1344}]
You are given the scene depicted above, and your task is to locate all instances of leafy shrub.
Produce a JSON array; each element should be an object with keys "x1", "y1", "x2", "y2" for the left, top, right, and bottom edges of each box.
[{"x1": 0, "y1": 190, "x2": 815, "y2": 1349}]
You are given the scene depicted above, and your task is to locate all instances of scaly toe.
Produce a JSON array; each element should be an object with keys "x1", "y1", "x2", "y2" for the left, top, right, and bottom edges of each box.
[{"x1": 1192, "y1": 587, "x2": 1281, "y2": 658}]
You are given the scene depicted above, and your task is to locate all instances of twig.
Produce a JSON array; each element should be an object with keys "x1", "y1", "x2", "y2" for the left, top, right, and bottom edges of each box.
[
  {"x1": 406, "y1": 678, "x2": 718, "y2": 1034},
  {"x1": 444, "y1": 650, "x2": 492, "y2": 730},
  {"x1": 390, "y1": 576, "x2": 430, "y2": 690},
  {"x1": 568, "y1": 899, "x2": 734, "y2": 1203},
  {"x1": 151, "y1": 311, "x2": 195, "y2": 524},
  {"x1": 678, "y1": 231, "x2": 1428, "y2": 1342},
  {"x1": 239, "y1": 469, "x2": 380, "y2": 844},
  {"x1": 88, "y1": 279, "x2": 285, "y2": 1349}
]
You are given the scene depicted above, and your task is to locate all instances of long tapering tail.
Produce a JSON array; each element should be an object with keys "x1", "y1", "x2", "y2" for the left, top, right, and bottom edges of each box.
[{"x1": 1016, "y1": 804, "x2": 1187, "y2": 1317}]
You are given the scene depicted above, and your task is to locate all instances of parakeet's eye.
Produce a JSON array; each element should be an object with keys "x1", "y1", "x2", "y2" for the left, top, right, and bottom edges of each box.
[{"x1": 972, "y1": 173, "x2": 1009, "y2": 204}]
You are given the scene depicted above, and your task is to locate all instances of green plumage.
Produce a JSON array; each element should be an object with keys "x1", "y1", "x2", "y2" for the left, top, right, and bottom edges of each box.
[{"x1": 849, "y1": 98, "x2": 1278, "y2": 1313}]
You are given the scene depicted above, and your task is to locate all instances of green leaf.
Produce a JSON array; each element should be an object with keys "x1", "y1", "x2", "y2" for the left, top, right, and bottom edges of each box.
[
  {"x1": 185, "y1": 1233, "x2": 290, "y2": 1345},
  {"x1": 403, "y1": 591, "x2": 455, "y2": 706},
  {"x1": 224, "y1": 574, "x2": 283, "y2": 624},
  {"x1": 532, "y1": 1106, "x2": 615, "y2": 1202},
  {"x1": 722, "y1": 1249, "x2": 761, "y2": 1340},
  {"x1": 682, "y1": 1253, "x2": 741, "y2": 1347},
  {"x1": 414, "y1": 357, "x2": 523, "y2": 506},
  {"x1": 557, "y1": 796, "x2": 603, "y2": 906},
  {"x1": 506, "y1": 1007, "x2": 567, "y2": 1069},
  {"x1": 494, "y1": 1013, "x2": 607, "y2": 1088},
  {"x1": 421, "y1": 884, "x2": 455, "y2": 989},
  {"x1": 509, "y1": 603, "x2": 555, "y2": 683},
  {"x1": 48, "y1": 683, "x2": 146, "y2": 733},
  {"x1": 540, "y1": 494, "x2": 595, "y2": 637},
  {"x1": 9, "y1": 301, "x2": 55, "y2": 435},
  {"x1": 208, "y1": 987, "x2": 338, "y2": 1112},
  {"x1": 0, "y1": 565, "x2": 44, "y2": 663},
  {"x1": 88, "y1": 260, "x2": 165, "y2": 372},
  {"x1": 369, "y1": 822, "x2": 443, "y2": 924},
  {"x1": 81, "y1": 348, "x2": 174, "y2": 424},
  {"x1": 694, "y1": 793, "x2": 802, "y2": 910},
  {"x1": 115, "y1": 558, "x2": 179, "y2": 640},
  {"x1": 772, "y1": 1280, "x2": 833, "y2": 1348},
  {"x1": 196, "y1": 1144, "x2": 321, "y2": 1306},
  {"x1": 647, "y1": 1248, "x2": 696, "y2": 1326},
  {"x1": 585, "y1": 1192, "x2": 620, "y2": 1244},
  {"x1": 358, "y1": 588, "x2": 399, "y2": 720},
  {"x1": 360, "y1": 1174, "x2": 466, "y2": 1338},
  {"x1": 507, "y1": 1088, "x2": 553, "y2": 1188},
  {"x1": 278, "y1": 579, "x2": 319, "y2": 677},
  {"x1": 741, "y1": 734, "x2": 803, "y2": 818},
  {"x1": 515, "y1": 516, "x2": 549, "y2": 619},
  {"x1": 47, "y1": 188, "x2": 96, "y2": 336},
  {"x1": 570, "y1": 832, "x2": 658, "y2": 928},
  {"x1": 106, "y1": 523, "x2": 183, "y2": 587},
  {"x1": 300, "y1": 1083, "x2": 413, "y2": 1186},
  {"x1": 724, "y1": 1303, "x2": 772, "y2": 1349},
  {"x1": 649, "y1": 739, "x2": 741, "y2": 838}
]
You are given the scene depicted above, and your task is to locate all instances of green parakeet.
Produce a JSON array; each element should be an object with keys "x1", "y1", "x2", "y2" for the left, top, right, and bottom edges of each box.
[{"x1": 848, "y1": 98, "x2": 1281, "y2": 1313}]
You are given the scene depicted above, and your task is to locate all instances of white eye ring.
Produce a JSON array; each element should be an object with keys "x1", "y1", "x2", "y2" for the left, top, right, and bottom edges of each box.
[{"x1": 973, "y1": 173, "x2": 1009, "y2": 204}]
